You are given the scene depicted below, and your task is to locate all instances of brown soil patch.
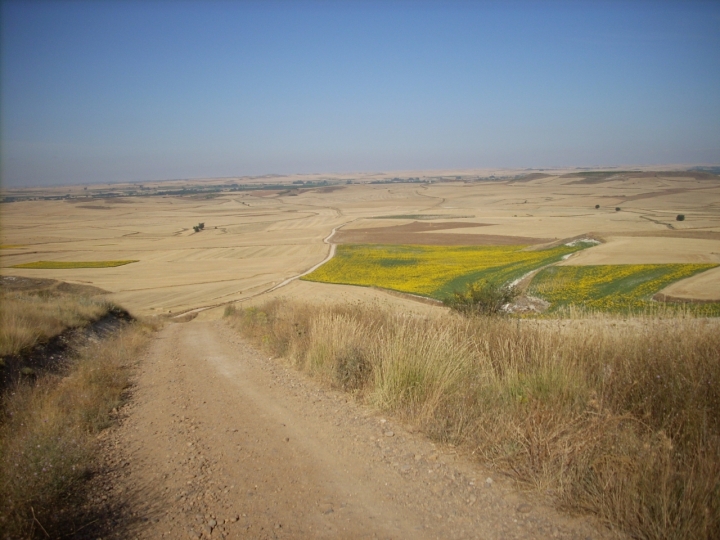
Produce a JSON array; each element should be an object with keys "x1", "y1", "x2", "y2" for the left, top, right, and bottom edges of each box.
[
  {"x1": 374, "y1": 221, "x2": 491, "y2": 233},
  {"x1": 334, "y1": 230, "x2": 552, "y2": 245},
  {"x1": 334, "y1": 221, "x2": 549, "y2": 246}
]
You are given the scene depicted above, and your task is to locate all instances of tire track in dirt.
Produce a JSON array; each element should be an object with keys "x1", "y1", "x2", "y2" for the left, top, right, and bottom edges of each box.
[{"x1": 91, "y1": 320, "x2": 619, "y2": 539}]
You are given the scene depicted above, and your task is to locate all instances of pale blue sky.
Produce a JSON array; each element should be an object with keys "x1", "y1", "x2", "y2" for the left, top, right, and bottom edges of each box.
[{"x1": 2, "y1": 0, "x2": 719, "y2": 187}]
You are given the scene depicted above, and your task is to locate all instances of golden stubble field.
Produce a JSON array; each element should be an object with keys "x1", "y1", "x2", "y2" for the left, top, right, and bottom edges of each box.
[{"x1": 2, "y1": 170, "x2": 720, "y2": 316}]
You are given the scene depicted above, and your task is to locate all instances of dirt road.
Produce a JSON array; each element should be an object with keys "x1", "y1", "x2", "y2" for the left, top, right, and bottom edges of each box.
[{"x1": 90, "y1": 320, "x2": 616, "y2": 539}]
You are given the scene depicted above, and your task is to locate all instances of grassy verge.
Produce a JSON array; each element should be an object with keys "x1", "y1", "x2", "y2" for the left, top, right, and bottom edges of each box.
[
  {"x1": 226, "y1": 300, "x2": 720, "y2": 540},
  {"x1": 11, "y1": 260, "x2": 138, "y2": 269},
  {"x1": 0, "y1": 322, "x2": 152, "y2": 537},
  {"x1": 1, "y1": 280, "x2": 112, "y2": 356}
]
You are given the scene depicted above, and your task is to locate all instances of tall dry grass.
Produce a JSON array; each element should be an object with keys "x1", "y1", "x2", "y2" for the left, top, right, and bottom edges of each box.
[
  {"x1": 0, "y1": 322, "x2": 153, "y2": 537},
  {"x1": 226, "y1": 300, "x2": 720, "y2": 540},
  {"x1": 0, "y1": 288, "x2": 111, "y2": 356}
]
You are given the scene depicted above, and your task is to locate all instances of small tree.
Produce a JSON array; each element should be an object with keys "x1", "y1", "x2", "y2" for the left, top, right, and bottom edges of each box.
[
  {"x1": 199, "y1": 222, "x2": 205, "y2": 229},
  {"x1": 444, "y1": 281, "x2": 518, "y2": 316},
  {"x1": 676, "y1": 214, "x2": 685, "y2": 221},
  {"x1": 595, "y1": 204, "x2": 600, "y2": 209},
  {"x1": 615, "y1": 207, "x2": 621, "y2": 212},
  {"x1": 193, "y1": 226, "x2": 200, "y2": 232}
]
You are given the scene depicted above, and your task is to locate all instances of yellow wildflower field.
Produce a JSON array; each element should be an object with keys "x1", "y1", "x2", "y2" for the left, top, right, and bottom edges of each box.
[
  {"x1": 529, "y1": 264, "x2": 720, "y2": 314},
  {"x1": 302, "y1": 243, "x2": 592, "y2": 299}
]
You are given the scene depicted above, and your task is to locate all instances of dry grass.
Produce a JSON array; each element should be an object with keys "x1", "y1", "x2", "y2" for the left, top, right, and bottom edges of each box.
[
  {"x1": 0, "y1": 287, "x2": 111, "y2": 357},
  {"x1": 0, "y1": 321, "x2": 153, "y2": 537},
  {"x1": 226, "y1": 300, "x2": 720, "y2": 540}
]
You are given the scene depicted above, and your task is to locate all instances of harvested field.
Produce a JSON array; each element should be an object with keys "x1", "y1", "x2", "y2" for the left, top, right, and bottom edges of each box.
[
  {"x1": 1, "y1": 169, "x2": 719, "y2": 313},
  {"x1": 659, "y1": 265, "x2": 720, "y2": 301},
  {"x1": 11, "y1": 260, "x2": 138, "y2": 269},
  {"x1": 614, "y1": 230, "x2": 720, "y2": 240},
  {"x1": 560, "y1": 237, "x2": 720, "y2": 265}
]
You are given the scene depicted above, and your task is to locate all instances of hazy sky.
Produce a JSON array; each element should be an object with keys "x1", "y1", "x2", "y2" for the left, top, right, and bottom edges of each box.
[{"x1": 2, "y1": 0, "x2": 719, "y2": 187}]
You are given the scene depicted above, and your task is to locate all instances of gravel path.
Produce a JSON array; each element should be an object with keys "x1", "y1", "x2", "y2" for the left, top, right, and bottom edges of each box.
[{"x1": 87, "y1": 320, "x2": 619, "y2": 539}]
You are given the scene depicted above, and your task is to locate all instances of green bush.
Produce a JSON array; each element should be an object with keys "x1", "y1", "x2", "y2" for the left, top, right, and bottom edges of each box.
[
  {"x1": 443, "y1": 280, "x2": 519, "y2": 316},
  {"x1": 676, "y1": 214, "x2": 685, "y2": 221}
]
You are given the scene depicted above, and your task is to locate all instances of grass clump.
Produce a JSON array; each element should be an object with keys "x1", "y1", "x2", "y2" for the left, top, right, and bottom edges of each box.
[
  {"x1": 11, "y1": 260, "x2": 138, "y2": 269},
  {"x1": 226, "y1": 299, "x2": 720, "y2": 540},
  {"x1": 1, "y1": 286, "x2": 112, "y2": 356},
  {"x1": 0, "y1": 321, "x2": 152, "y2": 537}
]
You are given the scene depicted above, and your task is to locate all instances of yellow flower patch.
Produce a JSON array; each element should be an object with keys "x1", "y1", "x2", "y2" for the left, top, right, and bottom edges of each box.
[
  {"x1": 303, "y1": 243, "x2": 590, "y2": 299},
  {"x1": 529, "y1": 264, "x2": 720, "y2": 314}
]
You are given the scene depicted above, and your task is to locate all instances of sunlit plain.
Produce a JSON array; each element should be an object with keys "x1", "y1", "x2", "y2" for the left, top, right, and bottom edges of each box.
[{"x1": 2, "y1": 169, "x2": 720, "y2": 315}]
